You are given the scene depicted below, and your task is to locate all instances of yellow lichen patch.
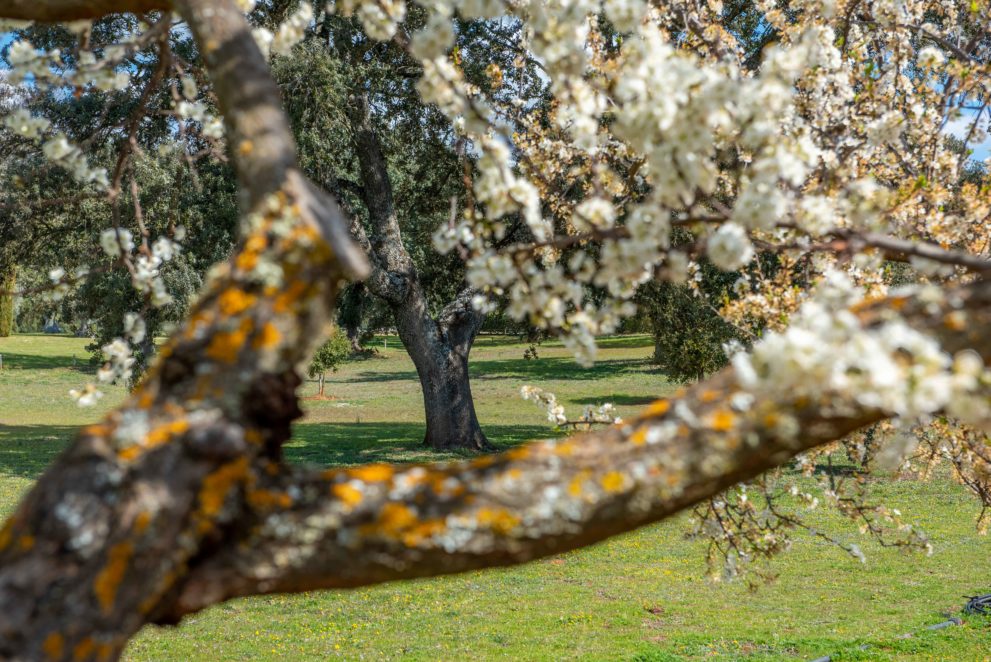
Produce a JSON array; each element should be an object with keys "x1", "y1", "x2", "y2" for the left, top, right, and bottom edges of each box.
[
  {"x1": 205, "y1": 318, "x2": 253, "y2": 364},
  {"x1": 184, "y1": 308, "x2": 216, "y2": 339},
  {"x1": 763, "y1": 411, "x2": 780, "y2": 429},
  {"x1": 245, "y1": 429, "x2": 264, "y2": 446},
  {"x1": 568, "y1": 470, "x2": 591, "y2": 497},
  {"x1": 707, "y1": 409, "x2": 737, "y2": 432},
  {"x1": 505, "y1": 446, "x2": 530, "y2": 461},
  {"x1": 73, "y1": 637, "x2": 96, "y2": 661},
  {"x1": 643, "y1": 399, "x2": 670, "y2": 417},
  {"x1": 134, "y1": 512, "x2": 152, "y2": 535},
  {"x1": 80, "y1": 423, "x2": 111, "y2": 439},
  {"x1": 272, "y1": 280, "x2": 308, "y2": 314},
  {"x1": 630, "y1": 427, "x2": 648, "y2": 446},
  {"x1": 0, "y1": 519, "x2": 13, "y2": 551},
  {"x1": 217, "y1": 288, "x2": 257, "y2": 317},
  {"x1": 119, "y1": 418, "x2": 190, "y2": 461},
  {"x1": 700, "y1": 389, "x2": 722, "y2": 403},
  {"x1": 198, "y1": 457, "x2": 250, "y2": 520},
  {"x1": 93, "y1": 541, "x2": 134, "y2": 615},
  {"x1": 247, "y1": 489, "x2": 293, "y2": 511},
  {"x1": 427, "y1": 473, "x2": 465, "y2": 497},
  {"x1": 348, "y1": 463, "x2": 395, "y2": 483},
  {"x1": 555, "y1": 440, "x2": 577, "y2": 456},
  {"x1": 363, "y1": 503, "x2": 418, "y2": 538},
  {"x1": 600, "y1": 471, "x2": 627, "y2": 494},
  {"x1": 235, "y1": 234, "x2": 268, "y2": 272},
  {"x1": 470, "y1": 455, "x2": 496, "y2": 469},
  {"x1": 136, "y1": 390, "x2": 155, "y2": 409},
  {"x1": 332, "y1": 483, "x2": 363, "y2": 510},
  {"x1": 42, "y1": 632, "x2": 64, "y2": 660},
  {"x1": 401, "y1": 518, "x2": 445, "y2": 547},
  {"x1": 18, "y1": 534, "x2": 34, "y2": 551},
  {"x1": 475, "y1": 507, "x2": 521, "y2": 535},
  {"x1": 238, "y1": 139, "x2": 254, "y2": 155},
  {"x1": 252, "y1": 321, "x2": 281, "y2": 350}
]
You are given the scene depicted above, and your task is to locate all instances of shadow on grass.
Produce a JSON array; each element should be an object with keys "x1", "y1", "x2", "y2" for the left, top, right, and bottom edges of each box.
[
  {"x1": 0, "y1": 424, "x2": 76, "y2": 478},
  {"x1": 0, "y1": 420, "x2": 554, "y2": 480},
  {"x1": 286, "y1": 421, "x2": 552, "y2": 467},
  {"x1": 343, "y1": 357, "x2": 655, "y2": 385},
  {"x1": 0, "y1": 351, "x2": 93, "y2": 372}
]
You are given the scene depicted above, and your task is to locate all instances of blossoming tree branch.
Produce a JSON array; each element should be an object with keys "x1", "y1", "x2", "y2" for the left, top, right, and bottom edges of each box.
[{"x1": 1, "y1": 0, "x2": 991, "y2": 659}]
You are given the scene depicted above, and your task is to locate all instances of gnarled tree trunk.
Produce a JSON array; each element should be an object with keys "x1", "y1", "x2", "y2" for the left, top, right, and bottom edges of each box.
[
  {"x1": 0, "y1": 264, "x2": 15, "y2": 337},
  {"x1": 346, "y1": 94, "x2": 491, "y2": 452}
]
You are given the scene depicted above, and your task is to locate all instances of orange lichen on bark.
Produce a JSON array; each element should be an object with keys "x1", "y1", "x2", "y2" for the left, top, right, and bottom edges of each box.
[
  {"x1": 118, "y1": 417, "x2": 190, "y2": 461},
  {"x1": 247, "y1": 489, "x2": 293, "y2": 511},
  {"x1": 252, "y1": 321, "x2": 281, "y2": 350},
  {"x1": 362, "y1": 502, "x2": 418, "y2": 539},
  {"x1": 400, "y1": 519, "x2": 445, "y2": 546},
  {"x1": 272, "y1": 280, "x2": 308, "y2": 314},
  {"x1": 205, "y1": 318, "x2": 254, "y2": 364},
  {"x1": 569, "y1": 470, "x2": 591, "y2": 496},
  {"x1": 348, "y1": 463, "x2": 395, "y2": 483},
  {"x1": 643, "y1": 399, "x2": 670, "y2": 417},
  {"x1": 630, "y1": 427, "x2": 648, "y2": 446},
  {"x1": 475, "y1": 508, "x2": 521, "y2": 535},
  {"x1": 708, "y1": 409, "x2": 737, "y2": 432},
  {"x1": 600, "y1": 471, "x2": 627, "y2": 493},
  {"x1": 18, "y1": 534, "x2": 34, "y2": 551},
  {"x1": 134, "y1": 511, "x2": 152, "y2": 535},
  {"x1": 235, "y1": 234, "x2": 267, "y2": 272},
  {"x1": 0, "y1": 518, "x2": 12, "y2": 551},
  {"x1": 197, "y1": 457, "x2": 250, "y2": 521},
  {"x1": 332, "y1": 483, "x2": 364, "y2": 510},
  {"x1": 505, "y1": 446, "x2": 530, "y2": 460},
  {"x1": 42, "y1": 632, "x2": 64, "y2": 660},
  {"x1": 72, "y1": 637, "x2": 96, "y2": 661},
  {"x1": 217, "y1": 288, "x2": 257, "y2": 317},
  {"x1": 93, "y1": 541, "x2": 134, "y2": 615},
  {"x1": 700, "y1": 389, "x2": 722, "y2": 403}
]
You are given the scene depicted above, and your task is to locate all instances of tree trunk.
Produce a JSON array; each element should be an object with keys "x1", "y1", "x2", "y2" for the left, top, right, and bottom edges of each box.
[
  {"x1": 0, "y1": 265, "x2": 15, "y2": 337},
  {"x1": 406, "y1": 330, "x2": 488, "y2": 452},
  {"x1": 392, "y1": 286, "x2": 491, "y2": 452},
  {"x1": 344, "y1": 93, "x2": 491, "y2": 452},
  {"x1": 318, "y1": 372, "x2": 325, "y2": 397}
]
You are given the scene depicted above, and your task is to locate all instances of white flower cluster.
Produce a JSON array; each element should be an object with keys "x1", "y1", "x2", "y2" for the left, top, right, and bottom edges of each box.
[
  {"x1": 520, "y1": 385, "x2": 567, "y2": 425},
  {"x1": 100, "y1": 228, "x2": 181, "y2": 307},
  {"x1": 334, "y1": 0, "x2": 407, "y2": 41},
  {"x1": 386, "y1": 0, "x2": 972, "y2": 367},
  {"x1": 731, "y1": 273, "x2": 991, "y2": 431},
  {"x1": 520, "y1": 385, "x2": 620, "y2": 427},
  {"x1": 40, "y1": 135, "x2": 110, "y2": 187},
  {"x1": 98, "y1": 338, "x2": 136, "y2": 384},
  {"x1": 253, "y1": 2, "x2": 313, "y2": 58}
]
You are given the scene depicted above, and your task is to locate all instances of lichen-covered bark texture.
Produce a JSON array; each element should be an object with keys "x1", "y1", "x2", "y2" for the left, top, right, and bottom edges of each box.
[{"x1": 1, "y1": 2, "x2": 991, "y2": 661}]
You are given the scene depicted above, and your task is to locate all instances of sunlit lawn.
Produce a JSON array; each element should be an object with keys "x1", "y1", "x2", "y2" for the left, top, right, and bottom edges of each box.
[{"x1": 2, "y1": 333, "x2": 990, "y2": 660}]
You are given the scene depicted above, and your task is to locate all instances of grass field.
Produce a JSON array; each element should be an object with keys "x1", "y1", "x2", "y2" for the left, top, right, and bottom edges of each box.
[{"x1": 2, "y1": 333, "x2": 991, "y2": 660}]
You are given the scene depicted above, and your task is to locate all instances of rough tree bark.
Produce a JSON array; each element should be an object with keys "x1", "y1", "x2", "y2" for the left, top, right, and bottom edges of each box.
[
  {"x1": 0, "y1": 264, "x2": 14, "y2": 337},
  {"x1": 0, "y1": 2, "x2": 990, "y2": 661},
  {"x1": 345, "y1": 95, "x2": 491, "y2": 452}
]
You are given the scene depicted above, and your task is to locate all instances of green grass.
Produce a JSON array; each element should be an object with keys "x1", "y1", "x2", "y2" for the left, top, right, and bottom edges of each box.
[{"x1": 2, "y1": 333, "x2": 991, "y2": 660}]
